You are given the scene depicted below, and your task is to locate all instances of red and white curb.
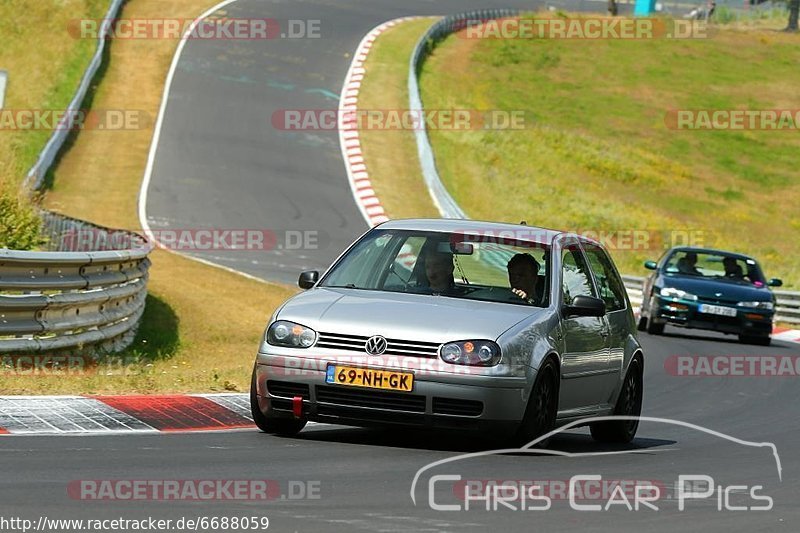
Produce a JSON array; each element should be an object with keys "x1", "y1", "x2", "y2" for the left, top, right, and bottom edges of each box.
[
  {"x1": 0, "y1": 393, "x2": 264, "y2": 435},
  {"x1": 772, "y1": 327, "x2": 800, "y2": 344},
  {"x1": 338, "y1": 17, "x2": 420, "y2": 228}
]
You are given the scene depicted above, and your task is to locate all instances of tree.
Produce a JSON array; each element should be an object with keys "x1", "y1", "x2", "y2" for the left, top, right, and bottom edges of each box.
[{"x1": 789, "y1": 0, "x2": 799, "y2": 31}]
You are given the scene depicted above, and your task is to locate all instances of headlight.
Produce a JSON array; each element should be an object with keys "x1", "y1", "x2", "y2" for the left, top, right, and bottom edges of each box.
[
  {"x1": 440, "y1": 340, "x2": 501, "y2": 366},
  {"x1": 660, "y1": 287, "x2": 698, "y2": 301},
  {"x1": 266, "y1": 320, "x2": 317, "y2": 348},
  {"x1": 737, "y1": 301, "x2": 774, "y2": 310}
]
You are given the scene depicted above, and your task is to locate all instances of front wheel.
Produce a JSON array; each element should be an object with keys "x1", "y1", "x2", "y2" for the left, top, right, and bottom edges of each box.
[
  {"x1": 515, "y1": 359, "x2": 559, "y2": 446},
  {"x1": 738, "y1": 334, "x2": 771, "y2": 346},
  {"x1": 250, "y1": 367, "x2": 307, "y2": 436},
  {"x1": 590, "y1": 357, "x2": 643, "y2": 443}
]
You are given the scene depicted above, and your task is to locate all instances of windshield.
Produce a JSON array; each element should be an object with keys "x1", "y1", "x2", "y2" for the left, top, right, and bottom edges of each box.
[
  {"x1": 663, "y1": 250, "x2": 766, "y2": 285},
  {"x1": 320, "y1": 229, "x2": 551, "y2": 307}
]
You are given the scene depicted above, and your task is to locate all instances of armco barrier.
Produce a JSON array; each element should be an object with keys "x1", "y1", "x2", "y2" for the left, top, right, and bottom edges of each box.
[
  {"x1": 0, "y1": 212, "x2": 152, "y2": 354},
  {"x1": 623, "y1": 275, "x2": 800, "y2": 325},
  {"x1": 0, "y1": 69, "x2": 7, "y2": 109},
  {"x1": 409, "y1": 9, "x2": 518, "y2": 219},
  {"x1": 24, "y1": 0, "x2": 126, "y2": 190}
]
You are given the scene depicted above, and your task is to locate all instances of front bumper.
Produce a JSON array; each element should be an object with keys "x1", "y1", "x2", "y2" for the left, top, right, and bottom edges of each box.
[
  {"x1": 253, "y1": 355, "x2": 529, "y2": 435},
  {"x1": 651, "y1": 296, "x2": 773, "y2": 336}
]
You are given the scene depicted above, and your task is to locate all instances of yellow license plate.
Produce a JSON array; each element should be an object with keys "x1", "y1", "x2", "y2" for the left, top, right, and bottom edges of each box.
[{"x1": 325, "y1": 365, "x2": 414, "y2": 392}]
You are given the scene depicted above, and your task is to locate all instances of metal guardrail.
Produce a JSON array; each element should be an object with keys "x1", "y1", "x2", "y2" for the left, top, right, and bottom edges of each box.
[
  {"x1": 409, "y1": 9, "x2": 520, "y2": 219},
  {"x1": 0, "y1": 69, "x2": 7, "y2": 110},
  {"x1": 0, "y1": 212, "x2": 152, "y2": 353},
  {"x1": 622, "y1": 275, "x2": 800, "y2": 325},
  {"x1": 24, "y1": 0, "x2": 126, "y2": 190}
]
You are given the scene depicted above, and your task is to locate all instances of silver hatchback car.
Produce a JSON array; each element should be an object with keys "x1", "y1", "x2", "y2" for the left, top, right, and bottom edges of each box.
[{"x1": 251, "y1": 219, "x2": 644, "y2": 443}]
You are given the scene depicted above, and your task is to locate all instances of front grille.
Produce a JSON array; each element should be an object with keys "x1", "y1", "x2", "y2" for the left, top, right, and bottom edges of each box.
[
  {"x1": 432, "y1": 397, "x2": 484, "y2": 417},
  {"x1": 316, "y1": 332, "x2": 440, "y2": 358},
  {"x1": 267, "y1": 381, "x2": 310, "y2": 400},
  {"x1": 316, "y1": 385, "x2": 426, "y2": 413}
]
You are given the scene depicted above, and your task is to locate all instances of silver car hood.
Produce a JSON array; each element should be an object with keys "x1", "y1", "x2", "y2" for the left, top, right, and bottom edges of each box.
[{"x1": 276, "y1": 287, "x2": 540, "y2": 343}]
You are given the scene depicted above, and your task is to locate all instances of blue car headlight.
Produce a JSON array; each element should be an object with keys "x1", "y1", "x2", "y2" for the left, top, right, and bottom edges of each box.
[
  {"x1": 266, "y1": 320, "x2": 317, "y2": 348},
  {"x1": 440, "y1": 340, "x2": 501, "y2": 366},
  {"x1": 737, "y1": 301, "x2": 774, "y2": 311},
  {"x1": 660, "y1": 287, "x2": 698, "y2": 301}
]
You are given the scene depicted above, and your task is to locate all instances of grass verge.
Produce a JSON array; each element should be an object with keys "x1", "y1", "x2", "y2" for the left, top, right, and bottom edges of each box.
[
  {"x1": 0, "y1": 0, "x2": 297, "y2": 394},
  {"x1": 0, "y1": 0, "x2": 110, "y2": 185},
  {"x1": 357, "y1": 14, "x2": 800, "y2": 288}
]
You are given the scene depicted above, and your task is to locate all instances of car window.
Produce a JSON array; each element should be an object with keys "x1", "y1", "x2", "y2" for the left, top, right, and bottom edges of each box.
[
  {"x1": 320, "y1": 229, "x2": 551, "y2": 307},
  {"x1": 664, "y1": 250, "x2": 766, "y2": 285},
  {"x1": 582, "y1": 243, "x2": 626, "y2": 312},
  {"x1": 561, "y1": 246, "x2": 596, "y2": 305}
]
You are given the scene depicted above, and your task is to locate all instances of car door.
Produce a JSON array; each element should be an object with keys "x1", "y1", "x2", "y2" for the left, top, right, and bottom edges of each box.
[
  {"x1": 581, "y1": 241, "x2": 630, "y2": 406},
  {"x1": 556, "y1": 239, "x2": 611, "y2": 414}
]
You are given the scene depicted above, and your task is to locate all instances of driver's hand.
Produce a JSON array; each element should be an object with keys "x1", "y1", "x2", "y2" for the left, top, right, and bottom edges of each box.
[{"x1": 512, "y1": 288, "x2": 529, "y2": 300}]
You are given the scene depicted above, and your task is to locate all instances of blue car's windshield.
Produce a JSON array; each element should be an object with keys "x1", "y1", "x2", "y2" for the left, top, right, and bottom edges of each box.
[
  {"x1": 663, "y1": 250, "x2": 766, "y2": 285},
  {"x1": 320, "y1": 229, "x2": 551, "y2": 307}
]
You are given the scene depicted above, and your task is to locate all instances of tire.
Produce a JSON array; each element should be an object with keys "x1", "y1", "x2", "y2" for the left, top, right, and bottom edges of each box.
[
  {"x1": 590, "y1": 358, "x2": 643, "y2": 444},
  {"x1": 738, "y1": 334, "x2": 771, "y2": 347},
  {"x1": 646, "y1": 319, "x2": 665, "y2": 335},
  {"x1": 637, "y1": 315, "x2": 648, "y2": 332},
  {"x1": 515, "y1": 359, "x2": 559, "y2": 446},
  {"x1": 250, "y1": 367, "x2": 307, "y2": 436}
]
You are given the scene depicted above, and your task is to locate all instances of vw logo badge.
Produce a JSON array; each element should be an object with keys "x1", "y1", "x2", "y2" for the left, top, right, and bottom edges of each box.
[{"x1": 365, "y1": 335, "x2": 388, "y2": 356}]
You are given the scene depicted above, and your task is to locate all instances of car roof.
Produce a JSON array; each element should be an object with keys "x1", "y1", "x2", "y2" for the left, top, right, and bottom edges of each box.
[
  {"x1": 376, "y1": 218, "x2": 564, "y2": 246},
  {"x1": 666, "y1": 246, "x2": 756, "y2": 261}
]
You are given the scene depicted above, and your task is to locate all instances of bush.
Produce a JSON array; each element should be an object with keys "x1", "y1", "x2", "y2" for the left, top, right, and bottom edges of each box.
[{"x1": 0, "y1": 184, "x2": 45, "y2": 250}]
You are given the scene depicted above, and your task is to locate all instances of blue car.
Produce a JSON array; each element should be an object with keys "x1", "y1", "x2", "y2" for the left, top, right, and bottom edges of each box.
[{"x1": 638, "y1": 247, "x2": 782, "y2": 345}]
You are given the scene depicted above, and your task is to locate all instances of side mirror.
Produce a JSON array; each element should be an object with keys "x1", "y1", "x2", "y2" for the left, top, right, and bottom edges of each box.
[
  {"x1": 298, "y1": 270, "x2": 319, "y2": 289},
  {"x1": 767, "y1": 278, "x2": 783, "y2": 287},
  {"x1": 644, "y1": 260, "x2": 657, "y2": 271},
  {"x1": 563, "y1": 295, "x2": 606, "y2": 318}
]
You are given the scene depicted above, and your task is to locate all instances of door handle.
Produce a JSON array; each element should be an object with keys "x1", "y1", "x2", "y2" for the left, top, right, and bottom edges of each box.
[{"x1": 600, "y1": 328, "x2": 610, "y2": 338}]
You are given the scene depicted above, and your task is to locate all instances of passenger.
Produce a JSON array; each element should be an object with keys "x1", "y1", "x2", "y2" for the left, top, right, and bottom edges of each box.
[
  {"x1": 723, "y1": 256, "x2": 744, "y2": 279},
  {"x1": 507, "y1": 253, "x2": 541, "y2": 305},
  {"x1": 676, "y1": 252, "x2": 701, "y2": 275}
]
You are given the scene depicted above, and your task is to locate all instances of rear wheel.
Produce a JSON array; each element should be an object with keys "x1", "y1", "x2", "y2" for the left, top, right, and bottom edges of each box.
[
  {"x1": 515, "y1": 359, "x2": 559, "y2": 446},
  {"x1": 590, "y1": 358, "x2": 643, "y2": 443},
  {"x1": 250, "y1": 367, "x2": 307, "y2": 436}
]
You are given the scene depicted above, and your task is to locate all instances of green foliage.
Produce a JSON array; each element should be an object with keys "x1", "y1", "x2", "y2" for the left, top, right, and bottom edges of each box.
[{"x1": 0, "y1": 185, "x2": 45, "y2": 250}]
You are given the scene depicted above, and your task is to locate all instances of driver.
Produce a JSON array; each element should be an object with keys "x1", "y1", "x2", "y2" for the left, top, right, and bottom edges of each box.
[
  {"x1": 723, "y1": 256, "x2": 744, "y2": 279},
  {"x1": 423, "y1": 250, "x2": 456, "y2": 293},
  {"x1": 677, "y1": 252, "x2": 701, "y2": 275}
]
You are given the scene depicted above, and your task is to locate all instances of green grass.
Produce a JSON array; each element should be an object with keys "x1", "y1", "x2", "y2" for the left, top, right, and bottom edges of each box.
[
  {"x1": 417, "y1": 13, "x2": 800, "y2": 286},
  {"x1": 0, "y1": 0, "x2": 111, "y2": 187}
]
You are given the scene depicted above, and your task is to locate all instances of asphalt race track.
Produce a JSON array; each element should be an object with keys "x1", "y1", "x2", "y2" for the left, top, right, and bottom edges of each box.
[
  {"x1": 2, "y1": 331, "x2": 798, "y2": 531},
  {"x1": 2, "y1": 0, "x2": 797, "y2": 531},
  {"x1": 142, "y1": 0, "x2": 614, "y2": 283}
]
